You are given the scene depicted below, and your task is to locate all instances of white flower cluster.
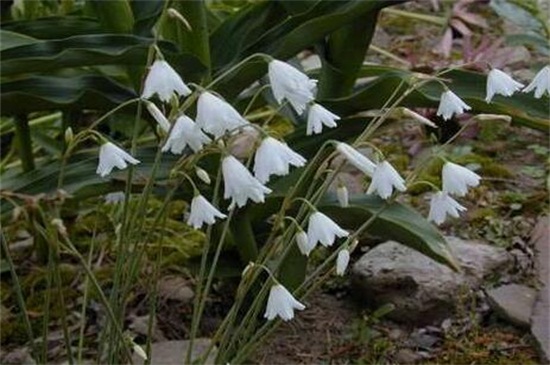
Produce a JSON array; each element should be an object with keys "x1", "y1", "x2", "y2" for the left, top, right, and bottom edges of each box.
[
  {"x1": 427, "y1": 162, "x2": 481, "y2": 225},
  {"x1": 436, "y1": 65, "x2": 549, "y2": 121},
  {"x1": 336, "y1": 142, "x2": 406, "y2": 200}
]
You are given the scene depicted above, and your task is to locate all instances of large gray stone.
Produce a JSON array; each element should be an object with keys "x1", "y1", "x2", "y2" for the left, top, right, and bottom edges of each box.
[
  {"x1": 131, "y1": 339, "x2": 216, "y2": 365},
  {"x1": 486, "y1": 284, "x2": 537, "y2": 328},
  {"x1": 352, "y1": 237, "x2": 511, "y2": 325},
  {"x1": 531, "y1": 217, "x2": 549, "y2": 364}
]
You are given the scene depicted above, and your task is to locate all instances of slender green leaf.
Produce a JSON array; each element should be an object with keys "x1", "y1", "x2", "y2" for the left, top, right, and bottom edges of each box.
[
  {"x1": 1, "y1": 75, "x2": 136, "y2": 115},
  {"x1": 319, "y1": 194, "x2": 459, "y2": 270},
  {"x1": 0, "y1": 30, "x2": 38, "y2": 51},
  {"x1": 1, "y1": 16, "x2": 103, "y2": 39}
]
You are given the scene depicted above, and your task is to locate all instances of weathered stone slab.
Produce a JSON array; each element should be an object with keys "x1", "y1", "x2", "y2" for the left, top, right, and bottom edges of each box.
[
  {"x1": 487, "y1": 284, "x2": 537, "y2": 328},
  {"x1": 131, "y1": 339, "x2": 216, "y2": 365},
  {"x1": 352, "y1": 237, "x2": 511, "y2": 325}
]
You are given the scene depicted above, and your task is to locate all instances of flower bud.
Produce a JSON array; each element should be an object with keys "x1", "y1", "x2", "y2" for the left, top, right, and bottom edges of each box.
[
  {"x1": 195, "y1": 167, "x2": 211, "y2": 185},
  {"x1": 64, "y1": 127, "x2": 74, "y2": 145},
  {"x1": 336, "y1": 184, "x2": 349, "y2": 208}
]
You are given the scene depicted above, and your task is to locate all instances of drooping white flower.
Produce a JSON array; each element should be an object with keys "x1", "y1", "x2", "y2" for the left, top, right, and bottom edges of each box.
[
  {"x1": 264, "y1": 284, "x2": 305, "y2": 321},
  {"x1": 162, "y1": 114, "x2": 211, "y2": 154},
  {"x1": 523, "y1": 65, "x2": 550, "y2": 99},
  {"x1": 307, "y1": 211, "x2": 349, "y2": 249},
  {"x1": 142, "y1": 60, "x2": 191, "y2": 102},
  {"x1": 195, "y1": 92, "x2": 249, "y2": 138},
  {"x1": 485, "y1": 68, "x2": 524, "y2": 103},
  {"x1": 296, "y1": 230, "x2": 313, "y2": 256},
  {"x1": 253, "y1": 137, "x2": 306, "y2": 183},
  {"x1": 96, "y1": 142, "x2": 140, "y2": 177},
  {"x1": 336, "y1": 185, "x2": 349, "y2": 208},
  {"x1": 336, "y1": 249, "x2": 350, "y2": 276},
  {"x1": 268, "y1": 59, "x2": 317, "y2": 115},
  {"x1": 441, "y1": 162, "x2": 481, "y2": 197},
  {"x1": 306, "y1": 103, "x2": 340, "y2": 135},
  {"x1": 145, "y1": 101, "x2": 171, "y2": 132},
  {"x1": 428, "y1": 191, "x2": 467, "y2": 225},
  {"x1": 336, "y1": 142, "x2": 376, "y2": 176},
  {"x1": 366, "y1": 161, "x2": 406, "y2": 199},
  {"x1": 187, "y1": 194, "x2": 227, "y2": 229},
  {"x1": 222, "y1": 155, "x2": 272, "y2": 208},
  {"x1": 436, "y1": 90, "x2": 471, "y2": 120}
]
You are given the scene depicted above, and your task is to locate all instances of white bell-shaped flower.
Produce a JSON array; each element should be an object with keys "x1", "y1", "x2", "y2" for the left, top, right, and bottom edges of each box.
[
  {"x1": 306, "y1": 103, "x2": 340, "y2": 135},
  {"x1": 268, "y1": 59, "x2": 317, "y2": 115},
  {"x1": 96, "y1": 142, "x2": 140, "y2": 177},
  {"x1": 264, "y1": 284, "x2": 305, "y2": 321},
  {"x1": 162, "y1": 115, "x2": 211, "y2": 154},
  {"x1": 307, "y1": 211, "x2": 349, "y2": 249},
  {"x1": 187, "y1": 194, "x2": 227, "y2": 229},
  {"x1": 366, "y1": 161, "x2": 406, "y2": 199},
  {"x1": 104, "y1": 191, "x2": 125, "y2": 204},
  {"x1": 441, "y1": 162, "x2": 481, "y2": 197},
  {"x1": 336, "y1": 142, "x2": 376, "y2": 176},
  {"x1": 145, "y1": 102, "x2": 171, "y2": 132},
  {"x1": 222, "y1": 155, "x2": 272, "y2": 209},
  {"x1": 253, "y1": 137, "x2": 306, "y2": 183},
  {"x1": 336, "y1": 249, "x2": 350, "y2": 276},
  {"x1": 485, "y1": 68, "x2": 524, "y2": 103},
  {"x1": 428, "y1": 191, "x2": 467, "y2": 225},
  {"x1": 436, "y1": 90, "x2": 471, "y2": 120},
  {"x1": 296, "y1": 230, "x2": 313, "y2": 256},
  {"x1": 195, "y1": 92, "x2": 249, "y2": 138},
  {"x1": 142, "y1": 60, "x2": 191, "y2": 103},
  {"x1": 523, "y1": 65, "x2": 550, "y2": 99}
]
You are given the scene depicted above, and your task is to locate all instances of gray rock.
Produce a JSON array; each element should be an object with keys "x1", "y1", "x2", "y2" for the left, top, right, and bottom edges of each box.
[
  {"x1": 486, "y1": 284, "x2": 537, "y2": 328},
  {"x1": 531, "y1": 217, "x2": 550, "y2": 364},
  {"x1": 352, "y1": 238, "x2": 511, "y2": 325},
  {"x1": 131, "y1": 339, "x2": 216, "y2": 365}
]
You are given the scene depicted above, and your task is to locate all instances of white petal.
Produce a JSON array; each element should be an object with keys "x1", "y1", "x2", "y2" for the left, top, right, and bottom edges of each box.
[
  {"x1": 222, "y1": 155, "x2": 272, "y2": 208},
  {"x1": 307, "y1": 212, "x2": 348, "y2": 248},
  {"x1": 485, "y1": 69, "x2": 524, "y2": 103},
  {"x1": 441, "y1": 162, "x2": 481, "y2": 197},
  {"x1": 428, "y1": 191, "x2": 467, "y2": 225},
  {"x1": 268, "y1": 60, "x2": 317, "y2": 115},
  {"x1": 142, "y1": 60, "x2": 191, "y2": 102},
  {"x1": 523, "y1": 65, "x2": 550, "y2": 99},
  {"x1": 336, "y1": 249, "x2": 350, "y2": 276},
  {"x1": 145, "y1": 102, "x2": 171, "y2": 132},
  {"x1": 366, "y1": 161, "x2": 406, "y2": 199},
  {"x1": 253, "y1": 137, "x2": 306, "y2": 183},
  {"x1": 187, "y1": 195, "x2": 226, "y2": 229},
  {"x1": 336, "y1": 142, "x2": 376, "y2": 176},
  {"x1": 96, "y1": 142, "x2": 140, "y2": 177},
  {"x1": 264, "y1": 284, "x2": 305, "y2": 321},
  {"x1": 436, "y1": 90, "x2": 471, "y2": 120},
  {"x1": 306, "y1": 104, "x2": 340, "y2": 135},
  {"x1": 196, "y1": 92, "x2": 249, "y2": 138}
]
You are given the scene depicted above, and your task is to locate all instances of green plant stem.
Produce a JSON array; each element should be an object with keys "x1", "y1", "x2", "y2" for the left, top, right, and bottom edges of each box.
[
  {"x1": 77, "y1": 218, "x2": 98, "y2": 364},
  {"x1": 206, "y1": 53, "x2": 268, "y2": 90},
  {"x1": 144, "y1": 213, "x2": 168, "y2": 365},
  {"x1": 0, "y1": 231, "x2": 39, "y2": 359},
  {"x1": 369, "y1": 44, "x2": 411, "y2": 66},
  {"x1": 186, "y1": 208, "x2": 236, "y2": 364},
  {"x1": 61, "y1": 237, "x2": 133, "y2": 362},
  {"x1": 382, "y1": 7, "x2": 447, "y2": 26},
  {"x1": 185, "y1": 163, "x2": 223, "y2": 363},
  {"x1": 13, "y1": 114, "x2": 35, "y2": 172}
]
